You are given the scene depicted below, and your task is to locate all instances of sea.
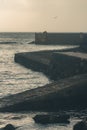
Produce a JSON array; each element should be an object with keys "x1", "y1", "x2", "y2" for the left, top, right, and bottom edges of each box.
[{"x1": 0, "y1": 32, "x2": 86, "y2": 130}]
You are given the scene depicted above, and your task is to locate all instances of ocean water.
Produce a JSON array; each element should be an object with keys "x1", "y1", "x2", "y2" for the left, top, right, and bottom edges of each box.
[{"x1": 0, "y1": 32, "x2": 84, "y2": 130}]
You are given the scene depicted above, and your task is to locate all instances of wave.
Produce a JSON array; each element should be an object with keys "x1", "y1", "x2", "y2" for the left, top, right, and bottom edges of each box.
[{"x1": 0, "y1": 41, "x2": 17, "y2": 44}]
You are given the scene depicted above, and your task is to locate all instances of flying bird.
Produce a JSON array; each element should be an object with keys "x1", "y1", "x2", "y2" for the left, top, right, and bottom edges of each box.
[{"x1": 53, "y1": 16, "x2": 58, "y2": 19}]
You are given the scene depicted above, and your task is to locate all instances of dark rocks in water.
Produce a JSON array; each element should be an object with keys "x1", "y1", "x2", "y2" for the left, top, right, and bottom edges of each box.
[
  {"x1": 2, "y1": 124, "x2": 16, "y2": 130},
  {"x1": 33, "y1": 114, "x2": 70, "y2": 124},
  {"x1": 73, "y1": 121, "x2": 87, "y2": 130}
]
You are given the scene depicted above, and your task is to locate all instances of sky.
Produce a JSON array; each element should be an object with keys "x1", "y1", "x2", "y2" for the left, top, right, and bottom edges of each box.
[{"x1": 0, "y1": 0, "x2": 87, "y2": 32}]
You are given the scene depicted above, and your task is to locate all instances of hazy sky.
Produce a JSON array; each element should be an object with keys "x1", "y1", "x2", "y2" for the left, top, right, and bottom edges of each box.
[{"x1": 0, "y1": 0, "x2": 87, "y2": 32}]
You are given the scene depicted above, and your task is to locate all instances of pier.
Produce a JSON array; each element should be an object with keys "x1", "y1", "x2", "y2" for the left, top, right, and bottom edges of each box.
[
  {"x1": 0, "y1": 74, "x2": 87, "y2": 112},
  {"x1": 14, "y1": 47, "x2": 87, "y2": 80},
  {"x1": 1, "y1": 33, "x2": 87, "y2": 112}
]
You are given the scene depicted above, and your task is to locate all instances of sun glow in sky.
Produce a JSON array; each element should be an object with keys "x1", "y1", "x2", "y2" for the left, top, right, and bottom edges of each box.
[{"x1": 0, "y1": 0, "x2": 87, "y2": 32}]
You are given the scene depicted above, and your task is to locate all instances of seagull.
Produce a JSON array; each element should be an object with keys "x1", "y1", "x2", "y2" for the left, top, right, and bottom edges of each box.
[{"x1": 53, "y1": 16, "x2": 58, "y2": 19}]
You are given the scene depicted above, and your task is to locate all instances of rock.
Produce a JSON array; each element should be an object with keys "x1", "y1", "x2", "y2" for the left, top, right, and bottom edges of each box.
[
  {"x1": 2, "y1": 124, "x2": 16, "y2": 130},
  {"x1": 73, "y1": 121, "x2": 87, "y2": 130},
  {"x1": 33, "y1": 114, "x2": 70, "y2": 124}
]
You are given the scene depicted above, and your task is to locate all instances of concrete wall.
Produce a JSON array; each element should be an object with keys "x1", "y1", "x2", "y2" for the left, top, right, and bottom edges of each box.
[
  {"x1": 1, "y1": 74, "x2": 87, "y2": 112},
  {"x1": 15, "y1": 50, "x2": 87, "y2": 81},
  {"x1": 80, "y1": 34, "x2": 87, "y2": 51},
  {"x1": 35, "y1": 32, "x2": 86, "y2": 45},
  {"x1": 49, "y1": 52, "x2": 87, "y2": 80}
]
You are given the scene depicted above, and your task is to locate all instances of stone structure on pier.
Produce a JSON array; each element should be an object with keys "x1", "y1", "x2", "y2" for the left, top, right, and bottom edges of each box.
[{"x1": 35, "y1": 32, "x2": 86, "y2": 45}]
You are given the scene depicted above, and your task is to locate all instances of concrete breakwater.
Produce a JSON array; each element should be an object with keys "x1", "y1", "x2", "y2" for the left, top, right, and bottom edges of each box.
[
  {"x1": 0, "y1": 47, "x2": 87, "y2": 112},
  {"x1": 50, "y1": 51, "x2": 87, "y2": 80},
  {"x1": 0, "y1": 74, "x2": 87, "y2": 112},
  {"x1": 14, "y1": 50, "x2": 55, "y2": 78},
  {"x1": 14, "y1": 48, "x2": 87, "y2": 80}
]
